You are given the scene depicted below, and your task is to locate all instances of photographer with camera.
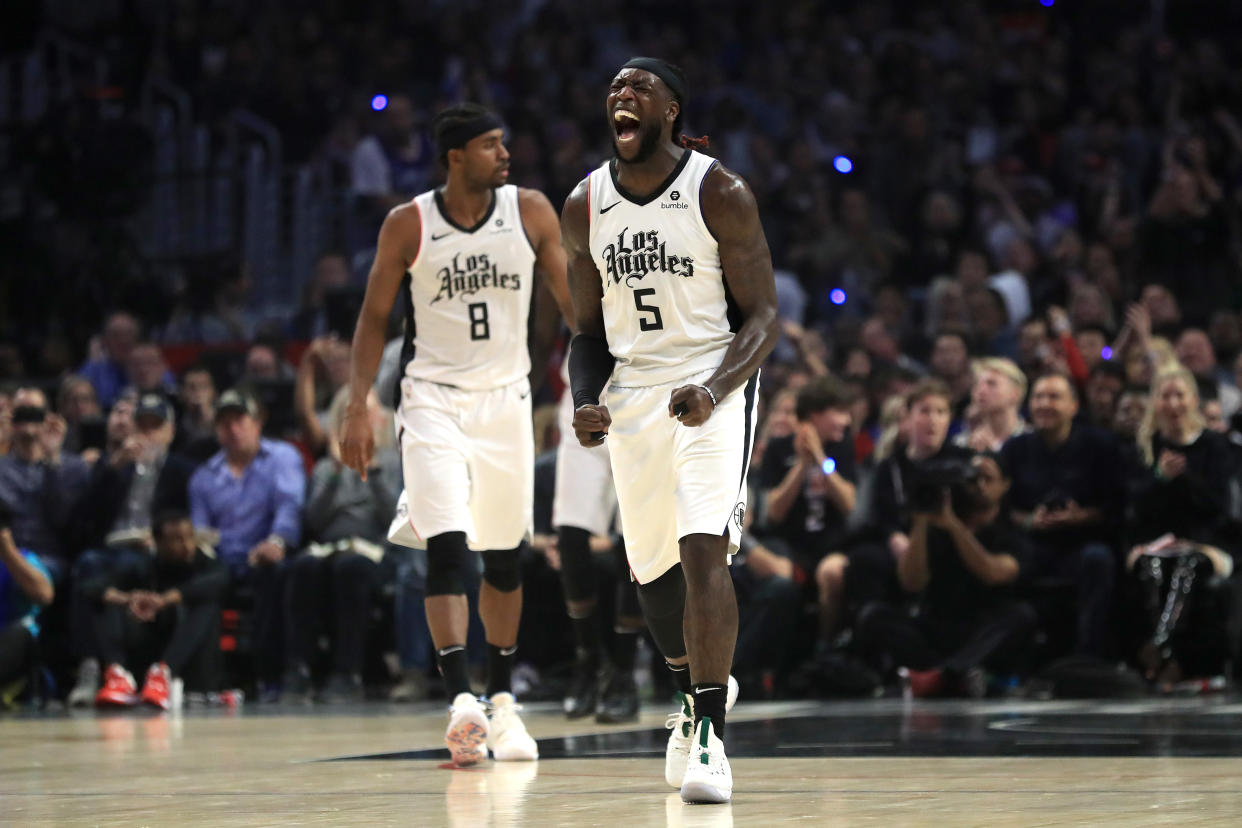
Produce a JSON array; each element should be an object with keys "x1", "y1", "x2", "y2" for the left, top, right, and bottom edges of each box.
[
  {"x1": 833, "y1": 380, "x2": 977, "y2": 646},
  {"x1": 0, "y1": 501, "x2": 55, "y2": 699},
  {"x1": 1001, "y1": 373, "x2": 1123, "y2": 657},
  {"x1": 855, "y1": 453, "x2": 1034, "y2": 696}
]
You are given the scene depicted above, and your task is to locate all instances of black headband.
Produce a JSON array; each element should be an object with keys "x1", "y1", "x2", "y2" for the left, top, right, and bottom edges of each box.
[
  {"x1": 620, "y1": 57, "x2": 686, "y2": 103},
  {"x1": 436, "y1": 111, "x2": 506, "y2": 157}
]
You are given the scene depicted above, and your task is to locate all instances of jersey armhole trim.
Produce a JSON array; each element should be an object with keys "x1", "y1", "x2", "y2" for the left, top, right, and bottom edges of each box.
[
  {"x1": 518, "y1": 188, "x2": 539, "y2": 258},
  {"x1": 698, "y1": 159, "x2": 720, "y2": 243}
]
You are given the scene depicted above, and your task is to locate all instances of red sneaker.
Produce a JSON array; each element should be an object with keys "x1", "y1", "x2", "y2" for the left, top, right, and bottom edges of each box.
[
  {"x1": 95, "y1": 664, "x2": 139, "y2": 707},
  {"x1": 906, "y1": 668, "x2": 946, "y2": 698},
  {"x1": 140, "y1": 663, "x2": 172, "y2": 710}
]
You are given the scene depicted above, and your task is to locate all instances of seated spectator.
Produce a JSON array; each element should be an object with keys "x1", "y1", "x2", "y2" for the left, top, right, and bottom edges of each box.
[
  {"x1": 1001, "y1": 374, "x2": 1123, "y2": 657},
  {"x1": 1085, "y1": 361, "x2": 1126, "y2": 429},
  {"x1": 965, "y1": 287, "x2": 1018, "y2": 360},
  {"x1": 855, "y1": 454, "x2": 1035, "y2": 696},
  {"x1": 294, "y1": 336, "x2": 352, "y2": 458},
  {"x1": 87, "y1": 511, "x2": 228, "y2": 709},
  {"x1": 125, "y1": 343, "x2": 178, "y2": 399},
  {"x1": 928, "y1": 329, "x2": 973, "y2": 423},
  {"x1": 56, "y1": 375, "x2": 103, "y2": 456},
  {"x1": 351, "y1": 95, "x2": 434, "y2": 232},
  {"x1": 242, "y1": 343, "x2": 295, "y2": 382},
  {"x1": 79, "y1": 311, "x2": 140, "y2": 409},
  {"x1": 283, "y1": 387, "x2": 399, "y2": 703},
  {"x1": 0, "y1": 388, "x2": 91, "y2": 580},
  {"x1": 189, "y1": 389, "x2": 305, "y2": 699},
  {"x1": 174, "y1": 364, "x2": 219, "y2": 462},
  {"x1": 757, "y1": 377, "x2": 857, "y2": 644},
  {"x1": 1177, "y1": 328, "x2": 1242, "y2": 418},
  {"x1": 0, "y1": 506, "x2": 55, "y2": 703},
  {"x1": 66, "y1": 394, "x2": 195, "y2": 706},
  {"x1": 290, "y1": 253, "x2": 353, "y2": 340},
  {"x1": 1130, "y1": 366, "x2": 1236, "y2": 549},
  {"x1": 1074, "y1": 325, "x2": 1113, "y2": 371},
  {"x1": 956, "y1": 358, "x2": 1030, "y2": 452}
]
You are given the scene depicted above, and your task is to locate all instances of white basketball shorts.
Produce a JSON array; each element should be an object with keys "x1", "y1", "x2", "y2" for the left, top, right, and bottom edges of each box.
[
  {"x1": 605, "y1": 369, "x2": 759, "y2": 584},
  {"x1": 393, "y1": 376, "x2": 533, "y2": 551},
  {"x1": 552, "y1": 388, "x2": 617, "y2": 537}
]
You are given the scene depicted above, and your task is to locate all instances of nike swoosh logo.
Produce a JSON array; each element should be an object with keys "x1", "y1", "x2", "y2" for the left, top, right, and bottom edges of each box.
[
  {"x1": 599, "y1": 202, "x2": 621, "y2": 214},
  {"x1": 519, "y1": 390, "x2": 530, "y2": 399},
  {"x1": 431, "y1": 231, "x2": 454, "y2": 241}
]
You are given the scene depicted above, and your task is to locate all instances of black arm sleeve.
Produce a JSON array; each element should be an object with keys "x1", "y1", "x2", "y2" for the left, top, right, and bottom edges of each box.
[{"x1": 568, "y1": 333, "x2": 615, "y2": 408}]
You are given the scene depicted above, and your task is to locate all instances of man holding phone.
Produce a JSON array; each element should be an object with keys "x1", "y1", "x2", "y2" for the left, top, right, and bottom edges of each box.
[
  {"x1": 0, "y1": 388, "x2": 90, "y2": 580},
  {"x1": 1000, "y1": 373, "x2": 1123, "y2": 657}
]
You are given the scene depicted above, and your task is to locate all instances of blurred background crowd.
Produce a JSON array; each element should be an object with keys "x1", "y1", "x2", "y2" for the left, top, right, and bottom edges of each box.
[{"x1": 4, "y1": 0, "x2": 1242, "y2": 710}]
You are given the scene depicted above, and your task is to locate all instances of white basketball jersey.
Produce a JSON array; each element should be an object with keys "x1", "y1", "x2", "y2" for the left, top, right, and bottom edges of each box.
[
  {"x1": 402, "y1": 185, "x2": 536, "y2": 390},
  {"x1": 586, "y1": 150, "x2": 734, "y2": 387}
]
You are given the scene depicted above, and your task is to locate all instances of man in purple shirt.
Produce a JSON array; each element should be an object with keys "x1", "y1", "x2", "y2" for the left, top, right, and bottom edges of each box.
[{"x1": 189, "y1": 389, "x2": 305, "y2": 699}]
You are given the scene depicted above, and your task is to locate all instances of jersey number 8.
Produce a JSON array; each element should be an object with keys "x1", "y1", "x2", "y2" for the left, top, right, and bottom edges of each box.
[
  {"x1": 468, "y1": 302, "x2": 490, "y2": 340},
  {"x1": 633, "y1": 289, "x2": 664, "y2": 331}
]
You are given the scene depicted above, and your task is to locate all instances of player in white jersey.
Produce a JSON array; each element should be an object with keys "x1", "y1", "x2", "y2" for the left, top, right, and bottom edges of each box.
[
  {"x1": 551, "y1": 361, "x2": 646, "y2": 723},
  {"x1": 563, "y1": 58, "x2": 779, "y2": 804},
  {"x1": 341, "y1": 104, "x2": 573, "y2": 768}
]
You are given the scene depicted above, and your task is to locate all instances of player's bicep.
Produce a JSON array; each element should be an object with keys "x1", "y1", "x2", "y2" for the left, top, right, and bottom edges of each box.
[
  {"x1": 561, "y1": 185, "x2": 606, "y2": 339},
  {"x1": 360, "y1": 207, "x2": 419, "y2": 325},
  {"x1": 704, "y1": 170, "x2": 777, "y2": 320},
  {"x1": 522, "y1": 190, "x2": 575, "y2": 329}
]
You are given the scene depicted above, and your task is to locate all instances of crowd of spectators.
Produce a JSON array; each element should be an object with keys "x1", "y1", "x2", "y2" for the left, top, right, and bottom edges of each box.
[{"x1": 5, "y1": 1, "x2": 1242, "y2": 706}]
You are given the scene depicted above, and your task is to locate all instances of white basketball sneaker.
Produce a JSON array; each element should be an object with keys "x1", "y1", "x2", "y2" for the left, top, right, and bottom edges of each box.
[
  {"x1": 664, "y1": 675, "x2": 738, "y2": 788},
  {"x1": 680, "y1": 717, "x2": 733, "y2": 804},
  {"x1": 487, "y1": 692, "x2": 539, "y2": 761},
  {"x1": 445, "y1": 692, "x2": 490, "y2": 767}
]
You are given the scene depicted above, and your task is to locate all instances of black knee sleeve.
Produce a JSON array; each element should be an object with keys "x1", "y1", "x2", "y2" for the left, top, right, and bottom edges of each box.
[
  {"x1": 481, "y1": 547, "x2": 522, "y2": 593},
  {"x1": 613, "y1": 539, "x2": 642, "y2": 619},
  {"x1": 426, "y1": 532, "x2": 468, "y2": 596},
  {"x1": 636, "y1": 564, "x2": 687, "y2": 660},
  {"x1": 557, "y1": 526, "x2": 597, "y2": 604}
]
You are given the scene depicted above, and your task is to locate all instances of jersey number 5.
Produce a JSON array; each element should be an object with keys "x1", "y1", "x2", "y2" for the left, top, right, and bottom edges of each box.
[
  {"x1": 468, "y1": 302, "x2": 490, "y2": 340},
  {"x1": 633, "y1": 288, "x2": 664, "y2": 331}
]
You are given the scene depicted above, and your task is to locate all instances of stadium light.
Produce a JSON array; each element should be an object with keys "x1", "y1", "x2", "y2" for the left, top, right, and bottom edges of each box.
[
  {"x1": 833, "y1": 156, "x2": 854, "y2": 174},
  {"x1": 371, "y1": 94, "x2": 389, "y2": 112},
  {"x1": 829, "y1": 289, "x2": 847, "y2": 305}
]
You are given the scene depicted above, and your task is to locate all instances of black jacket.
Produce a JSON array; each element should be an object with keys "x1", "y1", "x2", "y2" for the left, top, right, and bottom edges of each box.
[{"x1": 72, "y1": 451, "x2": 197, "y2": 552}]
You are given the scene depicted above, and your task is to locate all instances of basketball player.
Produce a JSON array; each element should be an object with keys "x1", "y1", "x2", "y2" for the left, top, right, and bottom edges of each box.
[
  {"x1": 551, "y1": 367, "x2": 644, "y2": 723},
  {"x1": 340, "y1": 103, "x2": 573, "y2": 767},
  {"x1": 563, "y1": 58, "x2": 779, "y2": 804}
]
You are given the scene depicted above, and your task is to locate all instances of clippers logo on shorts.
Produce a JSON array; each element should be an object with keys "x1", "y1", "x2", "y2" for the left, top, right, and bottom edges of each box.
[
  {"x1": 601, "y1": 228, "x2": 695, "y2": 290},
  {"x1": 733, "y1": 502, "x2": 746, "y2": 530},
  {"x1": 432, "y1": 252, "x2": 523, "y2": 304}
]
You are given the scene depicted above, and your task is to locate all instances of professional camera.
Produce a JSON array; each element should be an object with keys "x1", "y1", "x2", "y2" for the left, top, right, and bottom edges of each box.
[{"x1": 907, "y1": 455, "x2": 980, "y2": 516}]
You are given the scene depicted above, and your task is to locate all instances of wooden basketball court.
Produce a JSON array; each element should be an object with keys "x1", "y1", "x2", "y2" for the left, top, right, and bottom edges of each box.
[{"x1": 5, "y1": 697, "x2": 1242, "y2": 825}]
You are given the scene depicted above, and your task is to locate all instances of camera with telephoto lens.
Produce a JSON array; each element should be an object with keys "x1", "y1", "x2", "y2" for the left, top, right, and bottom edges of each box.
[{"x1": 907, "y1": 455, "x2": 980, "y2": 516}]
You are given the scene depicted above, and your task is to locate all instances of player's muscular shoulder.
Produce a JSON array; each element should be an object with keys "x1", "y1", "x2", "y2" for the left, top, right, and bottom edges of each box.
[
  {"x1": 383, "y1": 200, "x2": 423, "y2": 261},
  {"x1": 517, "y1": 186, "x2": 557, "y2": 242},
  {"x1": 699, "y1": 163, "x2": 759, "y2": 234},
  {"x1": 561, "y1": 179, "x2": 591, "y2": 247}
]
